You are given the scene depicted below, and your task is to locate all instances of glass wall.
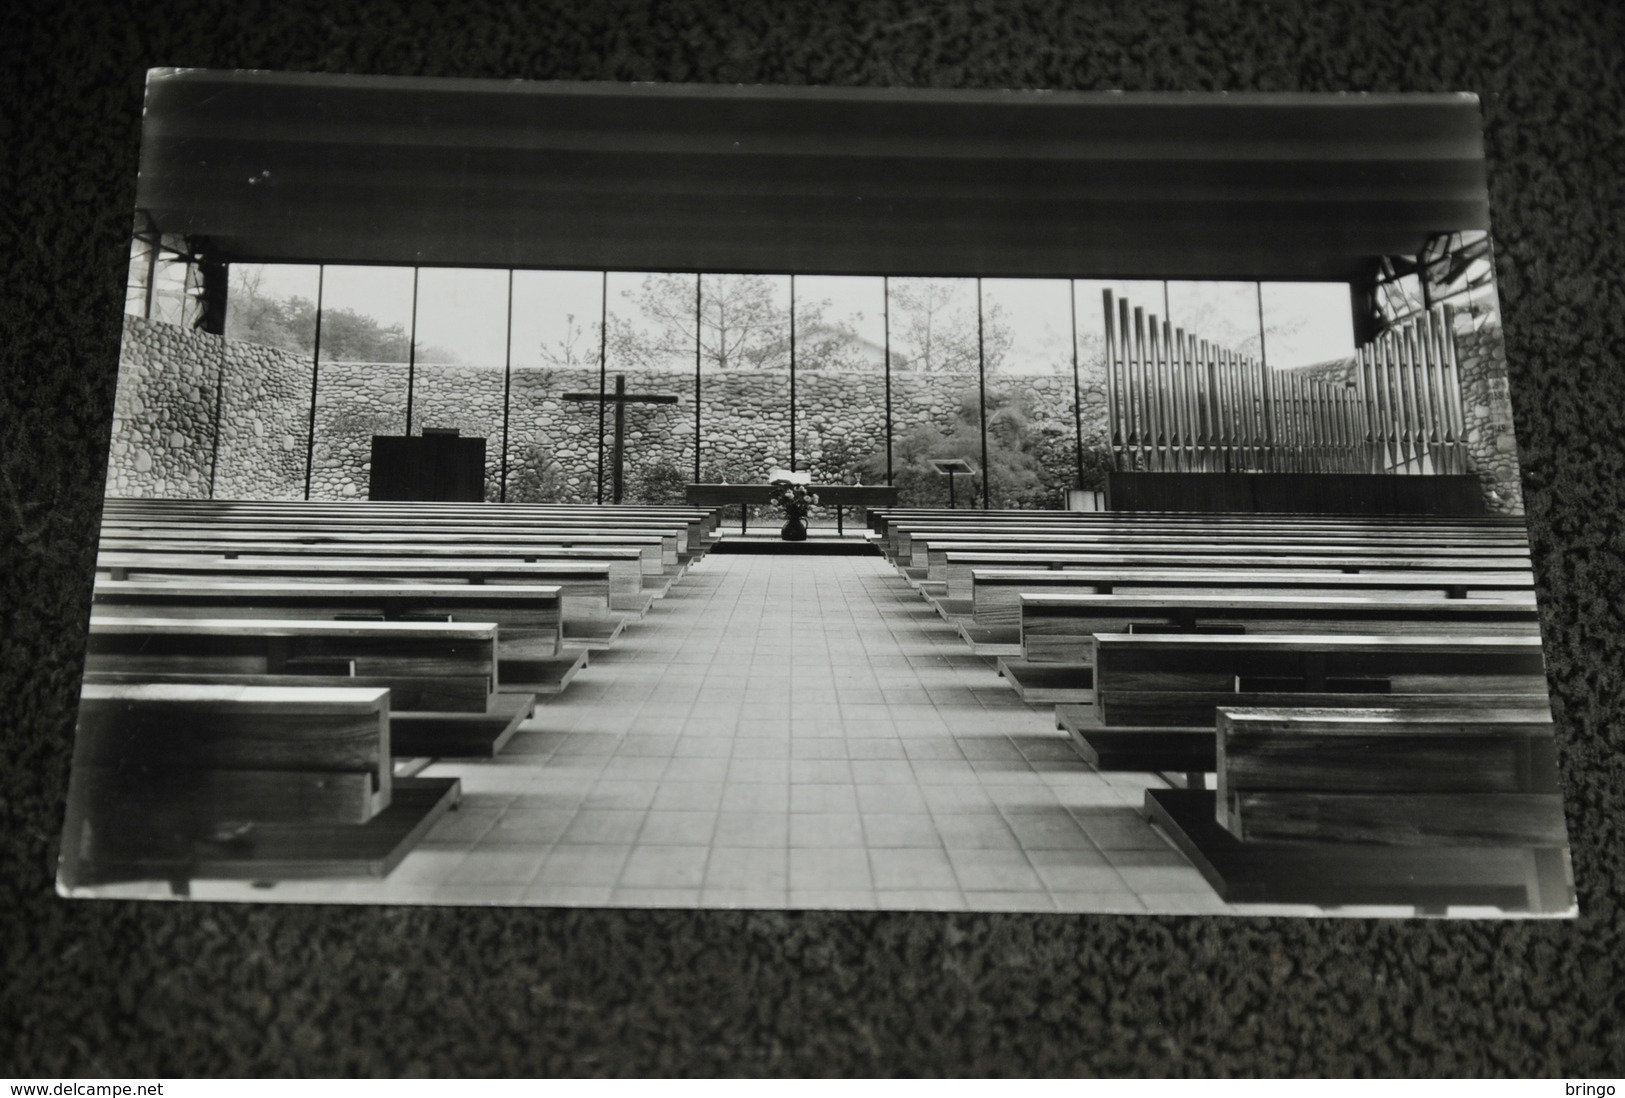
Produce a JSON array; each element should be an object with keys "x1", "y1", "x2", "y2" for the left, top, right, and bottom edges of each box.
[
  {"x1": 886, "y1": 277, "x2": 983, "y2": 507},
  {"x1": 604, "y1": 272, "x2": 698, "y2": 504},
  {"x1": 409, "y1": 267, "x2": 510, "y2": 500},
  {"x1": 981, "y1": 279, "x2": 1075, "y2": 508},
  {"x1": 1165, "y1": 281, "x2": 1262, "y2": 358},
  {"x1": 794, "y1": 275, "x2": 887, "y2": 525},
  {"x1": 126, "y1": 231, "x2": 202, "y2": 329},
  {"x1": 195, "y1": 260, "x2": 1370, "y2": 507},
  {"x1": 1258, "y1": 282, "x2": 1357, "y2": 371},
  {"x1": 507, "y1": 269, "x2": 604, "y2": 504},
  {"x1": 309, "y1": 265, "x2": 414, "y2": 500},
  {"x1": 695, "y1": 273, "x2": 792, "y2": 501}
]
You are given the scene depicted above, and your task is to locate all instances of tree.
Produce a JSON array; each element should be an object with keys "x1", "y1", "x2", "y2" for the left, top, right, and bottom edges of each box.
[
  {"x1": 607, "y1": 273, "x2": 868, "y2": 372},
  {"x1": 889, "y1": 278, "x2": 1012, "y2": 373},
  {"x1": 223, "y1": 267, "x2": 315, "y2": 353},
  {"x1": 224, "y1": 265, "x2": 460, "y2": 362},
  {"x1": 534, "y1": 312, "x2": 602, "y2": 371}
]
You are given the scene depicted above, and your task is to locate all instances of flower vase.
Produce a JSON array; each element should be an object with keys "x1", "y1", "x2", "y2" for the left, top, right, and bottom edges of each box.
[{"x1": 781, "y1": 512, "x2": 808, "y2": 541}]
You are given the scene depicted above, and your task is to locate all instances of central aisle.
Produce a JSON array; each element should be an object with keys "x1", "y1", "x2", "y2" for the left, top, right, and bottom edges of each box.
[{"x1": 398, "y1": 553, "x2": 1235, "y2": 913}]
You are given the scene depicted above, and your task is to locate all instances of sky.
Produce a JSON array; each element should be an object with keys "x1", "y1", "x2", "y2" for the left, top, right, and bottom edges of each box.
[{"x1": 242, "y1": 264, "x2": 1356, "y2": 372}]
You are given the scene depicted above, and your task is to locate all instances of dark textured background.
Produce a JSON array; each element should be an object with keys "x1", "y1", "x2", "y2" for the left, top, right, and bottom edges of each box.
[{"x1": 3, "y1": 0, "x2": 1623, "y2": 1078}]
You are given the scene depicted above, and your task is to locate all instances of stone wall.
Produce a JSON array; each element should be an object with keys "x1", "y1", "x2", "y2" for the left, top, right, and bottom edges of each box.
[
  {"x1": 105, "y1": 316, "x2": 220, "y2": 498},
  {"x1": 112, "y1": 313, "x2": 1514, "y2": 513},
  {"x1": 109, "y1": 316, "x2": 316, "y2": 499},
  {"x1": 1452, "y1": 312, "x2": 1524, "y2": 514},
  {"x1": 214, "y1": 332, "x2": 313, "y2": 500}
]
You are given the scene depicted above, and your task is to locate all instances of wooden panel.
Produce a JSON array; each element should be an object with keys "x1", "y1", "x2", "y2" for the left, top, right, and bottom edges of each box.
[
  {"x1": 76, "y1": 684, "x2": 390, "y2": 788},
  {"x1": 1229, "y1": 792, "x2": 1569, "y2": 847},
  {"x1": 685, "y1": 484, "x2": 898, "y2": 507},
  {"x1": 1106, "y1": 472, "x2": 1489, "y2": 514},
  {"x1": 61, "y1": 778, "x2": 462, "y2": 890},
  {"x1": 1145, "y1": 789, "x2": 1572, "y2": 913},
  {"x1": 84, "y1": 618, "x2": 500, "y2": 712},
  {"x1": 368, "y1": 435, "x2": 487, "y2": 502},
  {"x1": 1020, "y1": 593, "x2": 1541, "y2": 663},
  {"x1": 76, "y1": 767, "x2": 379, "y2": 826},
  {"x1": 92, "y1": 581, "x2": 565, "y2": 659}
]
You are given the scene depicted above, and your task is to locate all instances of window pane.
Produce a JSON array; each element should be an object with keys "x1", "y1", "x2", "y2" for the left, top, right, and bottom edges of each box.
[
  {"x1": 310, "y1": 265, "x2": 414, "y2": 500},
  {"x1": 148, "y1": 234, "x2": 194, "y2": 328},
  {"x1": 981, "y1": 278, "x2": 1075, "y2": 508},
  {"x1": 794, "y1": 275, "x2": 886, "y2": 524},
  {"x1": 688, "y1": 273, "x2": 792, "y2": 518},
  {"x1": 409, "y1": 267, "x2": 509, "y2": 500},
  {"x1": 1257, "y1": 283, "x2": 1356, "y2": 371},
  {"x1": 601, "y1": 272, "x2": 699, "y2": 504},
  {"x1": 506, "y1": 270, "x2": 604, "y2": 503},
  {"x1": 126, "y1": 235, "x2": 153, "y2": 317},
  {"x1": 217, "y1": 263, "x2": 320, "y2": 500},
  {"x1": 1165, "y1": 281, "x2": 1262, "y2": 357},
  {"x1": 887, "y1": 277, "x2": 983, "y2": 507}
]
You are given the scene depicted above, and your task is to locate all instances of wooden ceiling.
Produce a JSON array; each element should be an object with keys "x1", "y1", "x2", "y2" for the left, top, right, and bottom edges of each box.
[{"x1": 136, "y1": 71, "x2": 1491, "y2": 283}]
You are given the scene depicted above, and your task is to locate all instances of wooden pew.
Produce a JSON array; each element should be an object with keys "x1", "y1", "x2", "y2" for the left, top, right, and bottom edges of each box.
[
  {"x1": 930, "y1": 547, "x2": 1534, "y2": 599},
  {"x1": 1022, "y1": 592, "x2": 1540, "y2": 658},
  {"x1": 966, "y1": 567, "x2": 1535, "y2": 627},
  {"x1": 102, "y1": 520, "x2": 686, "y2": 570},
  {"x1": 89, "y1": 581, "x2": 587, "y2": 695},
  {"x1": 59, "y1": 683, "x2": 461, "y2": 892},
  {"x1": 103, "y1": 498, "x2": 718, "y2": 554},
  {"x1": 82, "y1": 617, "x2": 535, "y2": 758},
  {"x1": 107, "y1": 498, "x2": 722, "y2": 538},
  {"x1": 998, "y1": 592, "x2": 1543, "y2": 701},
  {"x1": 1055, "y1": 632, "x2": 1549, "y2": 774},
  {"x1": 94, "y1": 554, "x2": 629, "y2": 647},
  {"x1": 95, "y1": 536, "x2": 672, "y2": 589},
  {"x1": 867, "y1": 506, "x2": 1528, "y2": 537},
  {"x1": 1142, "y1": 706, "x2": 1573, "y2": 913},
  {"x1": 893, "y1": 527, "x2": 1531, "y2": 569}
]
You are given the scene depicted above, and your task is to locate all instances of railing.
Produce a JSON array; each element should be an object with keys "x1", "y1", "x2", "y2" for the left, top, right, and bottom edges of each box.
[{"x1": 1102, "y1": 290, "x2": 1465, "y2": 475}]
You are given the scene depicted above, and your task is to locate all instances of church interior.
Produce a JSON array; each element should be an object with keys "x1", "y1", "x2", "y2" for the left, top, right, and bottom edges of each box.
[{"x1": 64, "y1": 70, "x2": 1573, "y2": 917}]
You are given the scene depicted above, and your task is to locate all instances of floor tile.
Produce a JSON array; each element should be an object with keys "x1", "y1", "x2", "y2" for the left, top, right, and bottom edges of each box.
[
  {"x1": 870, "y1": 847, "x2": 958, "y2": 891},
  {"x1": 257, "y1": 554, "x2": 1233, "y2": 919},
  {"x1": 619, "y1": 845, "x2": 710, "y2": 889}
]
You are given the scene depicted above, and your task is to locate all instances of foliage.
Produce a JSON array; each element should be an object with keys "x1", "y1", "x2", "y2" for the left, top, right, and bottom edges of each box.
[
  {"x1": 610, "y1": 273, "x2": 790, "y2": 372},
  {"x1": 888, "y1": 279, "x2": 1012, "y2": 373},
  {"x1": 225, "y1": 268, "x2": 458, "y2": 362},
  {"x1": 1075, "y1": 446, "x2": 1116, "y2": 491},
  {"x1": 534, "y1": 313, "x2": 601, "y2": 371},
  {"x1": 858, "y1": 384, "x2": 1080, "y2": 508},
  {"x1": 631, "y1": 461, "x2": 691, "y2": 505},
  {"x1": 605, "y1": 273, "x2": 883, "y2": 373},
  {"x1": 768, "y1": 480, "x2": 819, "y2": 516},
  {"x1": 506, "y1": 442, "x2": 567, "y2": 503}
]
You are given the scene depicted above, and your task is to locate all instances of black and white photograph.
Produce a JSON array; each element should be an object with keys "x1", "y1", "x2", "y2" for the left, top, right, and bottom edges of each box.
[{"x1": 62, "y1": 70, "x2": 1575, "y2": 919}]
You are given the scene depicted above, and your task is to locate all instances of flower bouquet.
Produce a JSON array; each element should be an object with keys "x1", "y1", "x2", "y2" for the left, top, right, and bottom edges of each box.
[{"x1": 768, "y1": 478, "x2": 819, "y2": 541}]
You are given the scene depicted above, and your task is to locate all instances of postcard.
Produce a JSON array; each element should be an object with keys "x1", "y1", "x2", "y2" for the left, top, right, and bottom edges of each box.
[{"x1": 63, "y1": 70, "x2": 1573, "y2": 918}]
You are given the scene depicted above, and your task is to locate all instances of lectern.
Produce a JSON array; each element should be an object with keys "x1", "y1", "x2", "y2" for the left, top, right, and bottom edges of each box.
[{"x1": 369, "y1": 432, "x2": 486, "y2": 502}]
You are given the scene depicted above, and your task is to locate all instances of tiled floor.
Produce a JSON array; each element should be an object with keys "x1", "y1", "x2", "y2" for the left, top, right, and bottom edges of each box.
[
  {"x1": 162, "y1": 550, "x2": 1327, "y2": 914},
  {"x1": 72, "y1": 546, "x2": 1545, "y2": 920},
  {"x1": 393, "y1": 551, "x2": 1235, "y2": 913}
]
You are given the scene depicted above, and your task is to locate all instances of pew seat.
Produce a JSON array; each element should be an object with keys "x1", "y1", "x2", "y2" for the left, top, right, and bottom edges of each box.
[
  {"x1": 1142, "y1": 706, "x2": 1572, "y2": 914},
  {"x1": 59, "y1": 683, "x2": 461, "y2": 892},
  {"x1": 82, "y1": 617, "x2": 539, "y2": 758},
  {"x1": 89, "y1": 580, "x2": 591, "y2": 693}
]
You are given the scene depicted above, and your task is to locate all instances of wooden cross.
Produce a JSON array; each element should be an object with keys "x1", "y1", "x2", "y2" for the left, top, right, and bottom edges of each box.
[{"x1": 562, "y1": 374, "x2": 681, "y2": 503}]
